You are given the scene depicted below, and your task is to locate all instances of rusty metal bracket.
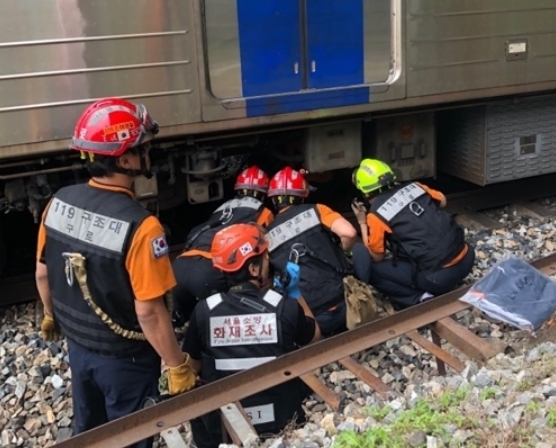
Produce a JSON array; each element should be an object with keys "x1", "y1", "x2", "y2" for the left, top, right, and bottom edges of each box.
[
  {"x1": 301, "y1": 373, "x2": 341, "y2": 411},
  {"x1": 432, "y1": 317, "x2": 499, "y2": 362},
  {"x1": 406, "y1": 329, "x2": 465, "y2": 374},
  {"x1": 339, "y1": 356, "x2": 394, "y2": 398}
]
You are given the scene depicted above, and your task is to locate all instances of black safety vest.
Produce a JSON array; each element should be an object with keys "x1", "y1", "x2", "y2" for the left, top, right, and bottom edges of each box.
[
  {"x1": 266, "y1": 204, "x2": 352, "y2": 314},
  {"x1": 196, "y1": 286, "x2": 305, "y2": 433},
  {"x1": 43, "y1": 183, "x2": 154, "y2": 357},
  {"x1": 370, "y1": 182, "x2": 465, "y2": 274},
  {"x1": 184, "y1": 196, "x2": 266, "y2": 252}
]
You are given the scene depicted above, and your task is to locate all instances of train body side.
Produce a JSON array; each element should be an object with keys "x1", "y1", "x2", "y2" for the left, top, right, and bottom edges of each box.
[{"x1": 1, "y1": 0, "x2": 556, "y2": 159}]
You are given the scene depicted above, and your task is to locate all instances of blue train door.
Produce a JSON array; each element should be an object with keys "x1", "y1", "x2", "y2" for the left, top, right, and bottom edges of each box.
[
  {"x1": 236, "y1": 0, "x2": 302, "y2": 97},
  {"x1": 305, "y1": 0, "x2": 364, "y2": 89},
  {"x1": 236, "y1": 0, "x2": 367, "y2": 115}
]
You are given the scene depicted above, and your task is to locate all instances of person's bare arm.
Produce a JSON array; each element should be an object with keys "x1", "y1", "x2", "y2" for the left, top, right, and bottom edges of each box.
[
  {"x1": 437, "y1": 192, "x2": 447, "y2": 208},
  {"x1": 369, "y1": 248, "x2": 385, "y2": 262},
  {"x1": 187, "y1": 357, "x2": 202, "y2": 373},
  {"x1": 330, "y1": 217, "x2": 357, "y2": 251},
  {"x1": 35, "y1": 261, "x2": 53, "y2": 316},
  {"x1": 297, "y1": 296, "x2": 322, "y2": 342},
  {"x1": 135, "y1": 298, "x2": 185, "y2": 367}
]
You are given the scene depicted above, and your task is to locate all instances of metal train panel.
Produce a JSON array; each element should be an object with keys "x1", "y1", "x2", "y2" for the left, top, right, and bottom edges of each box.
[
  {"x1": 0, "y1": 0, "x2": 199, "y2": 159},
  {"x1": 1, "y1": 0, "x2": 556, "y2": 160},
  {"x1": 406, "y1": 0, "x2": 556, "y2": 97}
]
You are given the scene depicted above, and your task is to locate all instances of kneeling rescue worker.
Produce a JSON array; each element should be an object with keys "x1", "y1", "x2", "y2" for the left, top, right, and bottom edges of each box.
[
  {"x1": 350, "y1": 158, "x2": 475, "y2": 309},
  {"x1": 265, "y1": 167, "x2": 357, "y2": 336},
  {"x1": 181, "y1": 223, "x2": 320, "y2": 447},
  {"x1": 172, "y1": 166, "x2": 274, "y2": 325},
  {"x1": 35, "y1": 98, "x2": 197, "y2": 448}
]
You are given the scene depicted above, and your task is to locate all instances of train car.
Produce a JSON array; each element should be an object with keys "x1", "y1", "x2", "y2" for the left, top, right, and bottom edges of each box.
[{"x1": 1, "y1": 0, "x2": 556, "y2": 274}]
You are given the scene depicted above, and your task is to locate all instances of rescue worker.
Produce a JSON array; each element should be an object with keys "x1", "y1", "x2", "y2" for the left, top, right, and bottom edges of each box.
[
  {"x1": 172, "y1": 166, "x2": 274, "y2": 325},
  {"x1": 35, "y1": 98, "x2": 197, "y2": 448},
  {"x1": 350, "y1": 158, "x2": 475, "y2": 309},
  {"x1": 182, "y1": 223, "x2": 320, "y2": 447},
  {"x1": 265, "y1": 167, "x2": 357, "y2": 336}
]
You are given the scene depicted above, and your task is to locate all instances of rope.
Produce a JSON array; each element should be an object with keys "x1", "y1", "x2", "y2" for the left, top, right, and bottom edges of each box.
[{"x1": 63, "y1": 252, "x2": 146, "y2": 341}]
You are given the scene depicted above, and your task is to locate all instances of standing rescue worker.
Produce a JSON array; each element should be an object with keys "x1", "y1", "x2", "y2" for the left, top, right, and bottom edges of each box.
[
  {"x1": 182, "y1": 223, "x2": 320, "y2": 447},
  {"x1": 35, "y1": 98, "x2": 197, "y2": 448},
  {"x1": 172, "y1": 166, "x2": 274, "y2": 325},
  {"x1": 350, "y1": 158, "x2": 475, "y2": 309},
  {"x1": 265, "y1": 167, "x2": 357, "y2": 336}
]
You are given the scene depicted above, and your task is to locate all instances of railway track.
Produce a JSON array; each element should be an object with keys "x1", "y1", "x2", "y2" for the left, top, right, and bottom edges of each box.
[{"x1": 48, "y1": 253, "x2": 556, "y2": 448}]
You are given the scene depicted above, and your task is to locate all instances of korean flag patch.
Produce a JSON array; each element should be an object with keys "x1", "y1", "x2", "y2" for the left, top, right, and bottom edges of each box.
[
  {"x1": 239, "y1": 242, "x2": 253, "y2": 256},
  {"x1": 151, "y1": 234, "x2": 170, "y2": 259}
]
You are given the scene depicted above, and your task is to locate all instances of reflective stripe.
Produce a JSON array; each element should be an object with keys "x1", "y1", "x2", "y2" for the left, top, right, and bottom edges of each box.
[
  {"x1": 44, "y1": 198, "x2": 130, "y2": 253},
  {"x1": 267, "y1": 208, "x2": 320, "y2": 252},
  {"x1": 206, "y1": 293, "x2": 223, "y2": 310},
  {"x1": 214, "y1": 356, "x2": 276, "y2": 371},
  {"x1": 214, "y1": 196, "x2": 262, "y2": 212},
  {"x1": 262, "y1": 290, "x2": 282, "y2": 307},
  {"x1": 376, "y1": 183, "x2": 427, "y2": 221},
  {"x1": 70, "y1": 138, "x2": 122, "y2": 152}
]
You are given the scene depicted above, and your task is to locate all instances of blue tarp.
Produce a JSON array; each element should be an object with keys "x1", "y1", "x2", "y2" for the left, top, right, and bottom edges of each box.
[{"x1": 460, "y1": 258, "x2": 556, "y2": 332}]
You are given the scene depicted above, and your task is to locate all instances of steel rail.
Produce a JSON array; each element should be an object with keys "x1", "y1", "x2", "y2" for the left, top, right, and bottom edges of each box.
[{"x1": 52, "y1": 252, "x2": 556, "y2": 448}]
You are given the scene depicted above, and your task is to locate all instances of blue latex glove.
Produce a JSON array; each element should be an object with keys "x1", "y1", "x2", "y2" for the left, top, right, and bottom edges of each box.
[
  {"x1": 285, "y1": 262, "x2": 301, "y2": 300},
  {"x1": 273, "y1": 262, "x2": 302, "y2": 300},
  {"x1": 285, "y1": 262, "x2": 300, "y2": 288}
]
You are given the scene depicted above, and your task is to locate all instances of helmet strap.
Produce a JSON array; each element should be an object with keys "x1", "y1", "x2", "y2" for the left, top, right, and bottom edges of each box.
[{"x1": 114, "y1": 153, "x2": 152, "y2": 179}]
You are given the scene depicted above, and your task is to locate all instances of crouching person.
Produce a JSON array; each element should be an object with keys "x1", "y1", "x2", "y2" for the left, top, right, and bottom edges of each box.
[{"x1": 181, "y1": 223, "x2": 320, "y2": 448}]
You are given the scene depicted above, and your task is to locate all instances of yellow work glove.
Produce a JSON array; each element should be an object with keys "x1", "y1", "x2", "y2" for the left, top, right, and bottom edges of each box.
[
  {"x1": 41, "y1": 313, "x2": 63, "y2": 342},
  {"x1": 167, "y1": 353, "x2": 197, "y2": 395},
  {"x1": 351, "y1": 199, "x2": 368, "y2": 225}
]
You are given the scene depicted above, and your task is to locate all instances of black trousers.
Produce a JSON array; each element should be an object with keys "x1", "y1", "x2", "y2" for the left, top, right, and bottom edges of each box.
[
  {"x1": 171, "y1": 256, "x2": 228, "y2": 323},
  {"x1": 68, "y1": 340, "x2": 160, "y2": 448},
  {"x1": 351, "y1": 242, "x2": 475, "y2": 309}
]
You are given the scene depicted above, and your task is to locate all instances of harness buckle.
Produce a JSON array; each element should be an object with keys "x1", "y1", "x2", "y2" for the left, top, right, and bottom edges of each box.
[{"x1": 409, "y1": 202, "x2": 425, "y2": 217}]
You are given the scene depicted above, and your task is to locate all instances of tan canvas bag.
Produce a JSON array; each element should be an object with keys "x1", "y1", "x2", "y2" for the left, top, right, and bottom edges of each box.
[{"x1": 343, "y1": 275, "x2": 378, "y2": 330}]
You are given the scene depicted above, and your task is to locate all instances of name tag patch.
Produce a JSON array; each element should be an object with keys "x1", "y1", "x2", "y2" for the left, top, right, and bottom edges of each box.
[
  {"x1": 267, "y1": 208, "x2": 320, "y2": 252},
  {"x1": 210, "y1": 313, "x2": 278, "y2": 346},
  {"x1": 376, "y1": 183, "x2": 427, "y2": 221},
  {"x1": 244, "y1": 403, "x2": 275, "y2": 425},
  {"x1": 44, "y1": 198, "x2": 130, "y2": 253},
  {"x1": 151, "y1": 234, "x2": 169, "y2": 258},
  {"x1": 214, "y1": 196, "x2": 261, "y2": 212}
]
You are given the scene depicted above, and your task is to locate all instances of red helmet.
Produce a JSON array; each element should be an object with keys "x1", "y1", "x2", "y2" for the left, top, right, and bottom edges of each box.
[
  {"x1": 268, "y1": 167, "x2": 309, "y2": 198},
  {"x1": 69, "y1": 98, "x2": 159, "y2": 157},
  {"x1": 211, "y1": 223, "x2": 269, "y2": 272},
  {"x1": 234, "y1": 166, "x2": 270, "y2": 193}
]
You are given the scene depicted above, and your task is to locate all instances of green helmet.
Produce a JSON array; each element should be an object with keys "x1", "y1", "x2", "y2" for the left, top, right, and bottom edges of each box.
[{"x1": 352, "y1": 159, "x2": 396, "y2": 194}]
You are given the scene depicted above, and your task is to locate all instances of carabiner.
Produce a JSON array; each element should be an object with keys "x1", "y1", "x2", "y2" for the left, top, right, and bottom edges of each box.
[
  {"x1": 62, "y1": 252, "x2": 74, "y2": 287},
  {"x1": 289, "y1": 243, "x2": 307, "y2": 264}
]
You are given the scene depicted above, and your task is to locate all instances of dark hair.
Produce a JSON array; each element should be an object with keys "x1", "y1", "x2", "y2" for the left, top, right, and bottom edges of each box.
[
  {"x1": 85, "y1": 147, "x2": 141, "y2": 178},
  {"x1": 236, "y1": 189, "x2": 265, "y2": 200},
  {"x1": 225, "y1": 254, "x2": 264, "y2": 286},
  {"x1": 271, "y1": 195, "x2": 304, "y2": 210}
]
